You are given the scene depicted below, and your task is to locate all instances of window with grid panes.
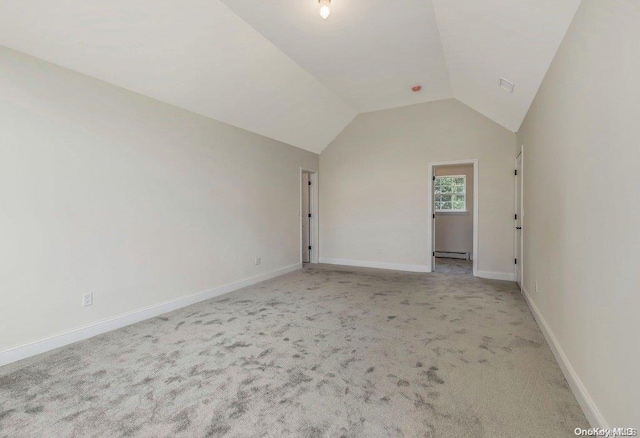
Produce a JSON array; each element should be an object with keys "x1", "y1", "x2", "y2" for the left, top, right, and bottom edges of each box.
[{"x1": 434, "y1": 175, "x2": 466, "y2": 212}]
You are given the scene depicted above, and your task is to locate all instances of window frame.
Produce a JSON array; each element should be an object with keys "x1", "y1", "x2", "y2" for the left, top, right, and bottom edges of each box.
[{"x1": 434, "y1": 174, "x2": 467, "y2": 213}]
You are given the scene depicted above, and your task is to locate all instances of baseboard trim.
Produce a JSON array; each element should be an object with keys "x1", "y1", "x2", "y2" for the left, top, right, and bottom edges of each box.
[
  {"x1": 476, "y1": 270, "x2": 515, "y2": 281},
  {"x1": 521, "y1": 286, "x2": 607, "y2": 429},
  {"x1": 0, "y1": 263, "x2": 302, "y2": 367},
  {"x1": 319, "y1": 258, "x2": 429, "y2": 273}
]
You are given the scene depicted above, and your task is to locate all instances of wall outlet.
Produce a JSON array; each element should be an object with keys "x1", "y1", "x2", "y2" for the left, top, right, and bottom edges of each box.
[
  {"x1": 82, "y1": 293, "x2": 93, "y2": 307},
  {"x1": 535, "y1": 281, "x2": 538, "y2": 292},
  {"x1": 255, "y1": 257, "x2": 261, "y2": 266}
]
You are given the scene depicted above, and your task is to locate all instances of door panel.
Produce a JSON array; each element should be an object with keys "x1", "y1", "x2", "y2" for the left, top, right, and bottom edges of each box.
[
  {"x1": 515, "y1": 153, "x2": 523, "y2": 286},
  {"x1": 302, "y1": 173, "x2": 310, "y2": 263}
]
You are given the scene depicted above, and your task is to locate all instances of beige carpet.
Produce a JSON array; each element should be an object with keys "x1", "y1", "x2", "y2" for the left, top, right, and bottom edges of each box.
[
  {"x1": 0, "y1": 264, "x2": 587, "y2": 437},
  {"x1": 434, "y1": 258, "x2": 472, "y2": 275}
]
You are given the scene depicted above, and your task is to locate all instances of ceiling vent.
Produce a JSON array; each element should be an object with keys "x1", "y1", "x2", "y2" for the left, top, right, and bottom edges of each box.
[{"x1": 499, "y1": 78, "x2": 515, "y2": 93}]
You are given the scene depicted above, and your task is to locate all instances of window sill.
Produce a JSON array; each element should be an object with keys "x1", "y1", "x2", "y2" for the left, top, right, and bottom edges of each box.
[{"x1": 435, "y1": 210, "x2": 469, "y2": 215}]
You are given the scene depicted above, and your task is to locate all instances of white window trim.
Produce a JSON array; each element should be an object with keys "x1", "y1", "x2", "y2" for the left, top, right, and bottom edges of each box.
[{"x1": 434, "y1": 174, "x2": 467, "y2": 212}]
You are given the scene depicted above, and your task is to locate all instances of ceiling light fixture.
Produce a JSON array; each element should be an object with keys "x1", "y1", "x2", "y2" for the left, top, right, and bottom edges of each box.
[{"x1": 318, "y1": 0, "x2": 331, "y2": 19}]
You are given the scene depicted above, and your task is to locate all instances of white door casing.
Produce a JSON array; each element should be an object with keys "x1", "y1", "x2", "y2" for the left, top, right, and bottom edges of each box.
[
  {"x1": 302, "y1": 172, "x2": 311, "y2": 263},
  {"x1": 428, "y1": 159, "x2": 479, "y2": 276},
  {"x1": 515, "y1": 148, "x2": 523, "y2": 286},
  {"x1": 300, "y1": 168, "x2": 319, "y2": 264}
]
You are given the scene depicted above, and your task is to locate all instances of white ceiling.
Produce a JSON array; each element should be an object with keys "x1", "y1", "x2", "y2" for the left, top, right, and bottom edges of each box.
[
  {"x1": 0, "y1": 0, "x2": 581, "y2": 151},
  {"x1": 0, "y1": 0, "x2": 356, "y2": 154},
  {"x1": 432, "y1": 0, "x2": 582, "y2": 132},
  {"x1": 220, "y1": 0, "x2": 453, "y2": 113}
]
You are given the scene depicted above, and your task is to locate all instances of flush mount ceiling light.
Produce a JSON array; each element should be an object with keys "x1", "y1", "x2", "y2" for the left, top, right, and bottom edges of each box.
[{"x1": 318, "y1": 0, "x2": 331, "y2": 19}]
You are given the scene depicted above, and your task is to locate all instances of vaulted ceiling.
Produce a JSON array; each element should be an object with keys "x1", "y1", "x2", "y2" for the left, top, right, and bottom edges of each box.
[{"x1": 0, "y1": 0, "x2": 581, "y2": 153}]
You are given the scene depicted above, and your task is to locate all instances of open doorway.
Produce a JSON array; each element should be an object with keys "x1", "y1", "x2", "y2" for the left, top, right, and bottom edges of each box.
[
  {"x1": 428, "y1": 160, "x2": 478, "y2": 276},
  {"x1": 300, "y1": 168, "x2": 319, "y2": 265}
]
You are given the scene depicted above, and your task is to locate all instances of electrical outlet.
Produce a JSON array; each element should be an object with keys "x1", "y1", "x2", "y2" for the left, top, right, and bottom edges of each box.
[
  {"x1": 535, "y1": 281, "x2": 538, "y2": 292},
  {"x1": 82, "y1": 293, "x2": 93, "y2": 307},
  {"x1": 255, "y1": 257, "x2": 261, "y2": 266}
]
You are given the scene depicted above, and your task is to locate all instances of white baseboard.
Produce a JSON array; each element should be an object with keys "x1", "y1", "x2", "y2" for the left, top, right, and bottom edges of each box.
[
  {"x1": 319, "y1": 260, "x2": 513, "y2": 279},
  {"x1": 521, "y1": 286, "x2": 607, "y2": 429},
  {"x1": 319, "y1": 257, "x2": 429, "y2": 273},
  {"x1": 0, "y1": 263, "x2": 301, "y2": 367},
  {"x1": 476, "y1": 270, "x2": 515, "y2": 281}
]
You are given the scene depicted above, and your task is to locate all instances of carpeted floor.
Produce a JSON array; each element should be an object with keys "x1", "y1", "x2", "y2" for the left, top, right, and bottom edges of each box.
[
  {"x1": 434, "y1": 258, "x2": 473, "y2": 275},
  {"x1": 0, "y1": 264, "x2": 587, "y2": 437}
]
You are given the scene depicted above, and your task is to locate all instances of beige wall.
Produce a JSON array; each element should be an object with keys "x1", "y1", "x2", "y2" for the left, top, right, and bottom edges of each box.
[
  {"x1": 0, "y1": 47, "x2": 318, "y2": 352},
  {"x1": 320, "y1": 99, "x2": 516, "y2": 276},
  {"x1": 516, "y1": 0, "x2": 639, "y2": 426},
  {"x1": 435, "y1": 164, "x2": 474, "y2": 256}
]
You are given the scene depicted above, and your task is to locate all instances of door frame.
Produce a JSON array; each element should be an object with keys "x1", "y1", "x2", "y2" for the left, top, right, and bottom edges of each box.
[
  {"x1": 300, "y1": 167, "x2": 319, "y2": 264},
  {"x1": 427, "y1": 159, "x2": 479, "y2": 276},
  {"x1": 514, "y1": 146, "x2": 524, "y2": 286}
]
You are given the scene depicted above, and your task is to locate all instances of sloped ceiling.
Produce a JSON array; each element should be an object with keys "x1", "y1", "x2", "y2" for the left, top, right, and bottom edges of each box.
[
  {"x1": 220, "y1": 0, "x2": 453, "y2": 113},
  {"x1": 0, "y1": 0, "x2": 356, "y2": 154},
  {"x1": 0, "y1": 0, "x2": 581, "y2": 152},
  {"x1": 431, "y1": 0, "x2": 582, "y2": 132}
]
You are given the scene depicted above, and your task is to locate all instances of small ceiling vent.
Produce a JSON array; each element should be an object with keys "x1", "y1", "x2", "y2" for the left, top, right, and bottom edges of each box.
[{"x1": 499, "y1": 78, "x2": 515, "y2": 93}]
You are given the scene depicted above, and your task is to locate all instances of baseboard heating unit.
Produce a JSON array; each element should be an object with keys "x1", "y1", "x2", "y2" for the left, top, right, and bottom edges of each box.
[{"x1": 434, "y1": 251, "x2": 470, "y2": 260}]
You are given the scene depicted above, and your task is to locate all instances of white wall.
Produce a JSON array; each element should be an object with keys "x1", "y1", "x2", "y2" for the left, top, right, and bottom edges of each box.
[
  {"x1": 320, "y1": 99, "x2": 516, "y2": 276},
  {"x1": 516, "y1": 0, "x2": 639, "y2": 427},
  {"x1": 435, "y1": 164, "x2": 474, "y2": 256},
  {"x1": 0, "y1": 47, "x2": 318, "y2": 353}
]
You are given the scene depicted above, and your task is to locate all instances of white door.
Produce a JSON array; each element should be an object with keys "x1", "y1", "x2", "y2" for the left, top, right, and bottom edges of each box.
[
  {"x1": 302, "y1": 173, "x2": 311, "y2": 263},
  {"x1": 515, "y1": 153, "x2": 523, "y2": 286}
]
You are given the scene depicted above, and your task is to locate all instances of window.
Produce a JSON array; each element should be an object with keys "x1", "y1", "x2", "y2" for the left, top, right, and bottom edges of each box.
[{"x1": 434, "y1": 175, "x2": 467, "y2": 212}]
